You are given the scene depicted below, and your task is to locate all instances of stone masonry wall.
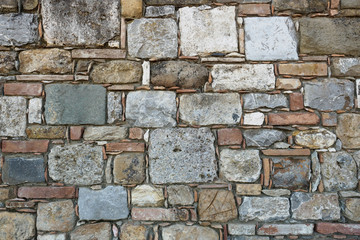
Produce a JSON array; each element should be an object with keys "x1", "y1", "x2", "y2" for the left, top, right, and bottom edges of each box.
[{"x1": 0, "y1": 0, "x2": 360, "y2": 239}]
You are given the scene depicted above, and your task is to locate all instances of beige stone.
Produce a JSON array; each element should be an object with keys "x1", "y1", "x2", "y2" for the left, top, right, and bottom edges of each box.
[
  {"x1": 113, "y1": 153, "x2": 145, "y2": 184},
  {"x1": 22, "y1": 0, "x2": 38, "y2": 10},
  {"x1": 120, "y1": 223, "x2": 147, "y2": 240},
  {"x1": 70, "y1": 222, "x2": 112, "y2": 240},
  {"x1": 131, "y1": 185, "x2": 164, "y2": 207},
  {"x1": 167, "y1": 185, "x2": 194, "y2": 206},
  {"x1": 162, "y1": 224, "x2": 218, "y2": 240},
  {"x1": 344, "y1": 198, "x2": 360, "y2": 221},
  {"x1": 0, "y1": 212, "x2": 35, "y2": 240},
  {"x1": 26, "y1": 126, "x2": 66, "y2": 139},
  {"x1": 276, "y1": 78, "x2": 302, "y2": 90},
  {"x1": 236, "y1": 184, "x2": 262, "y2": 196},
  {"x1": 336, "y1": 114, "x2": 360, "y2": 149},
  {"x1": 121, "y1": 0, "x2": 143, "y2": 19},
  {"x1": 83, "y1": 126, "x2": 128, "y2": 141}
]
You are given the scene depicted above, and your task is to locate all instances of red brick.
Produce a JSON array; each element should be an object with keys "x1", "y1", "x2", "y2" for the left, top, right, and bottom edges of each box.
[
  {"x1": 217, "y1": 128, "x2": 242, "y2": 146},
  {"x1": 105, "y1": 142, "x2": 145, "y2": 152},
  {"x1": 132, "y1": 208, "x2": 187, "y2": 221},
  {"x1": 129, "y1": 128, "x2": 144, "y2": 140},
  {"x1": 262, "y1": 149, "x2": 311, "y2": 156},
  {"x1": 268, "y1": 112, "x2": 320, "y2": 125},
  {"x1": 238, "y1": 4, "x2": 271, "y2": 16},
  {"x1": 70, "y1": 126, "x2": 84, "y2": 140},
  {"x1": 71, "y1": 49, "x2": 126, "y2": 59},
  {"x1": 316, "y1": 223, "x2": 360, "y2": 235},
  {"x1": 4, "y1": 83, "x2": 42, "y2": 96},
  {"x1": 18, "y1": 186, "x2": 76, "y2": 199},
  {"x1": 2, "y1": 140, "x2": 49, "y2": 153},
  {"x1": 278, "y1": 63, "x2": 327, "y2": 76},
  {"x1": 290, "y1": 93, "x2": 304, "y2": 111},
  {"x1": 16, "y1": 75, "x2": 74, "y2": 81}
]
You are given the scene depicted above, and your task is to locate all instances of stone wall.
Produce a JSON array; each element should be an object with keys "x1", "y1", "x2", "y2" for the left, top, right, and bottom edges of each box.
[{"x1": 0, "y1": 0, "x2": 359, "y2": 239}]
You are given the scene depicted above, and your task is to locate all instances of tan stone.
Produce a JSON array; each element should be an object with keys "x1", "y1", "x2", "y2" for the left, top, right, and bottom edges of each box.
[
  {"x1": 131, "y1": 185, "x2": 164, "y2": 207},
  {"x1": 22, "y1": 0, "x2": 38, "y2": 10},
  {"x1": 0, "y1": 188, "x2": 14, "y2": 201},
  {"x1": 121, "y1": 0, "x2": 143, "y2": 19},
  {"x1": 120, "y1": 223, "x2": 147, "y2": 240},
  {"x1": 278, "y1": 63, "x2": 327, "y2": 76},
  {"x1": 236, "y1": 184, "x2": 262, "y2": 196},
  {"x1": 344, "y1": 198, "x2": 360, "y2": 221},
  {"x1": 26, "y1": 126, "x2": 66, "y2": 139},
  {"x1": 0, "y1": 212, "x2": 35, "y2": 240},
  {"x1": 70, "y1": 222, "x2": 112, "y2": 240},
  {"x1": 113, "y1": 153, "x2": 145, "y2": 184},
  {"x1": 276, "y1": 78, "x2": 302, "y2": 90},
  {"x1": 336, "y1": 114, "x2": 360, "y2": 149}
]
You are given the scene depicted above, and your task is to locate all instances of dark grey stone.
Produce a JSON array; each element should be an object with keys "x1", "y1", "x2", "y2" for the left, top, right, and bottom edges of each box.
[
  {"x1": 45, "y1": 84, "x2": 106, "y2": 125},
  {"x1": 243, "y1": 93, "x2": 288, "y2": 109},
  {"x1": 243, "y1": 129, "x2": 286, "y2": 147},
  {"x1": 145, "y1": 5, "x2": 175, "y2": 17},
  {"x1": 273, "y1": 0, "x2": 328, "y2": 13}
]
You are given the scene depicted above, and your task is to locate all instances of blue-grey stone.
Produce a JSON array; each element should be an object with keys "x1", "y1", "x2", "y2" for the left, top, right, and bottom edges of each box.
[
  {"x1": 243, "y1": 129, "x2": 286, "y2": 147},
  {"x1": 45, "y1": 84, "x2": 106, "y2": 125},
  {"x1": 243, "y1": 93, "x2": 288, "y2": 109}
]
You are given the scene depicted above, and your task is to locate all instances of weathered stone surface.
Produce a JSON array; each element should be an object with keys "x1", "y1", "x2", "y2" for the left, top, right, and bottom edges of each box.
[
  {"x1": 37, "y1": 200, "x2": 76, "y2": 232},
  {"x1": 232, "y1": 237, "x2": 270, "y2": 240},
  {"x1": 0, "y1": 14, "x2": 38, "y2": 46},
  {"x1": 244, "y1": 17, "x2": 298, "y2": 61},
  {"x1": 19, "y1": 49, "x2": 72, "y2": 74},
  {"x1": 91, "y1": 60, "x2": 142, "y2": 84},
  {"x1": 293, "y1": 128, "x2": 337, "y2": 149},
  {"x1": 126, "y1": 91, "x2": 176, "y2": 127},
  {"x1": 311, "y1": 151, "x2": 321, "y2": 192},
  {"x1": 239, "y1": 197, "x2": 290, "y2": 222},
  {"x1": 146, "y1": 0, "x2": 211, "y2": 5},
  {"x1": 262, "y1": 189, "x2": 291, "y2": 197},
  {"x1": 228, "y1": 223, "x2": 256, "y2": 235},
  {"x1": 79, "y1": 186, "x2": 129, "y2": 220},
  {"x1": 337, "y1": 114, "x2": 360, "y2": 149},
  {"x1": 167, "y1": 185, "x2": 194, "y2": 206},
  {"x1": 132, "y1": 185, "x2": 164, "y2": 207},
  {"x1": 0, "y1": 212, "x2": 35, "y2": 240},
  {"x1": 179, "y1": 6, "x2": 238, "y2": 56},
  {"x1": 243, "y1": 129, "x2": 286, "y2": 147},
  {"x1": 113, "y1": 153, "x2": 145, "y2": 184},
  {"x1": 243, "y1": 112, "x2": 265, "y2": 126},
  {"x1": 0, "y1": 188, "x2": 14, "y2": 201},
  {"x1": 0, "y1": 51, "x2": 17, "y2": 74},
  {"x1": 145, "y1": 5, "x2": 175, "y2": 17},
  {"x1": 42, "y1": 0, "x2": 120, "y2": 46},
  {"x1": 304, "y1": 79, "x2": 354, "y2": 111},
  {"x1": 179, "y1": 93, "x2": 241, "y2": 125},
  {"x1": 0, "y1": 96, "x2": 26, "y2": 137},
  {"x1": 342, "y1": 0, "x2": 360, "y2": 8},
  {"x1": 107, "y1": 92, "x2": 122, "y2": 124},
  {"x1": 236, "y1": 184, "x2": 262, "y2": 196},
  {"x1": 243, "y1": 93, "x2": 288, "y2": 109},
  {"x1": 211, "y1": 64, "x2": 275, "y2": 91},
  {"x1": 70, "y1": 222, "x2": 112, "y2": 240},
  {"x1": 291, "y1": 192, "x2": 340, "y2": 220},
  {"x1": 353, "y1": 151, "x2": 360, "y2": 179},
  {"x1": 128, "y1": 19, "x2": 177, "y2": 58},
  {"x1": 276, "y1": 78, "x2": 302, "y2": 90},
  {"x1": 45, "y1": 84, "x2": 106, "y2": 125},
  {"x1": 316, "y1": 223, "x2": 360, "y2": 235},
  {"x1": 340, "y1": 191, "x2": 360, "y2": 198},
  {"x1": 83, "y1": 126, "x2": 127, "y2": 141},
  {"x1": 28, "y1": 98, "x2": 42, "y2": 124},
  {"x1": 4, "y1": 83, "x2": 42, "y2": 96},
  {"x1": 299, "y1": 18, "x2": 360, "y2": 55},
  {"x1": 149, "y1": 128, "x2": 217, "y2": 184},
  {"x1": 151, "y1": 61, "x2": 208, "y2": 88},
  {"x1": 321, "y1": 152, "x2": 358, "y2": 191},
  {"x1": 343, "y1": 198, "x2": 360, "y2": 221},
  {"x1": 331, "y1": 57, "x2": 360, "y2": 77},
  {"x1": 121, "y1": 0, "x2": 143, "y2": 19},
  {"x1": 48, "y1": 144, "x2": 103, "y2": 185},
  {"x1": 278, "y1": 62, "x2": 327, "y2": 76},
  {"x1": 22, "y1": 0, "x2": 38, "y2": 10},
  {"x1": 38, "y1": 234, "x2": 66, "y2": 240},
  {"x1": 120, "y1": 223, "x2": 147, "y2": 240},
  {"x1": 26, "y1": 126, "x2": 66, "y2": 139},
  {"x1": 132, "y1": 207, "x2": 186, "y2": 221},
  {"x1": 273, "y1": 0, "x2": 327, "y2": 13},
  {"x1": 0, "y1": 0, "x2": 17, "y2": 12},
  {"x1": 220, "y1": 149, "x2": 261, "y2": 182},
  {"x1": 162, "y1": 224, "x2": 218, "y2": 240},
  {"x1": 199, "y1": 189, "x2": 237, "y2": 222},
  {"x1": 258, "y1": 224, "x2": 314, "y2": 236}
]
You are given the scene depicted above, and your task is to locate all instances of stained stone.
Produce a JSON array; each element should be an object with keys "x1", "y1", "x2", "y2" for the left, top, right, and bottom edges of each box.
[
  {"x1": 167, "y1": 185, "x2": 194, "y2": 206},
  {"x1": 211, "y1": 64, "x2": 275, "y2": 91},
  {"x1": 83, "y1": 126, "x2": 128, "y2": 141},
  {"x1": 321, "y1": 152, "x2": 358, "y2": 191},
  {"x1": 107, "y1": 92, "x2": 122, "y2": 124},
  {"x1": 162, "y1": 224, "x2": 218, "y2": 240},
  {"x1": 0, "y1": 51, "x2": 17, "y2": 74},
  {"x1": 273, "y1": 0, "x2": 328, "y2": 13},
  {"x1": 145, "y1": 5, "x2": 175, "y2": 17},
  {"x1": 128, "y1": 19, "x2": 178, "y2": 59},
  {"x1": 70, "y1": 222, "x2": 112, "y2": 240},
  {"x1": 0, "y1": 96, "x2": 27, "y2": 137},
  {"x1": 146, "y1": 0, "x2": 211, "y2": 5},
  {"x1": 232, "y1": 237, "x2": 270, "y2": 240},
  {"x1": 26, "y1": 126, "x2": 66, "y2": 139},
  {"x1": 239, "y1": 197, "x2": 290, "y2": 222},
  {"x1": 179, "y1": 6, "x2": 238, "y2": 56},
  {"x1": 243, "y1": 93, "x2": 288, "y2": 109},
  {"x1": 0, "y1": 212, "x2": 35, "y2": 240},
  {"x1": 113, "y1": 153, "x2": 145, "y2": 184},
  {"x1": 78, "y1": 186, "x2": 129, "y2": 220},
  {"x1": 41, "y1": 0, "x2": 120, "y2": 46},
  {"x1": 22, "y1": 0, "x2": 38, "y2": 10},
  {"x1": 244, "y1": 17, "x2": 298, "y2": 61},
  {"x1": 291, "y1": 192, "x2": 340, "y2": 220},
  {"x1": 120, "y1": 223, "x2": 147, "y2": 240},
  {"x1": 179, "y1": 93, "x2": 241, "y2": 125},
  {"x1": 343, "y1": 198, "x2": 360, "y2": 221},
  {"x1": 304, "y1": 79, "x2": 354, "y2": 111},
  {"x1": 293, "y1": 128, "x2": 337, "y2": 149},
  {"x1": 331, "y1": 57, "x2": 360, "y2": 77},
  {"x1": 48, "y1": 144, "x2": 103, "y2": 185},
  {"x1": 132, "y1": 185, "x2": 164, "y2": 207},
  {"x1": 342, "y1": 0, "x2": 360, "y2": 8},
  {"x1": 121, "y1": 0, "x2": 143, "y2": 19},
  {"x1": 149, "y1": 128, "x2": 217, "y2": 184},
  {"x1": 243, "y1": 129, "x2": 286, "y2": 147},
  {"x1": 336, "y1": 114, "x2": 360, "y2": 149},
  {"x1": 219, "y1": 149, "x2": 261, "y2": 182},
  {"x1": 126, "y1": 91, "x2": 176, "y2": 127},
  {"x1": 310, "y1": 151, "x2": 321, "y2": 192}
]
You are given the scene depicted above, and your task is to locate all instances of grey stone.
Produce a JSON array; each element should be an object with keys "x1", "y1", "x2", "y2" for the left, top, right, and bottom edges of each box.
[
  {"x1": 244, "y1": 17, "x2": 298, "y2": 61},
  {"x1": 167, "y1": 185, "x2": 194, "y2": 206},
  {"x1": 262, "y1": 189, "x2": 291, "y2": 197},
  {"x1": 38, "y1": 234, "x2": 66, "y2": 240},
  {"x1": 243, "y1": 93, "x2": 288, "y2": 109},
  {"x1": 162, "y1": 224, "x2": 218, "y2": 240},
  {"x1": 107, "y1": 92, "x2": 122, "y2": 124},
  {"x1": 228, "y1": 223, "x2": 256, "y2": 235},
  {"x1": 273, "y1": 142, "x2": 291, "y2": 148},
  {"x1": 83, "y1": 126, "x2": 127, "y2": 141},
  {"x1": 131, "y1": 185, "x2": 164, "y2": 207},
  {"x1": 145, "y1": 5, "x2": 175, "y2": 17},
  {"x1": 331, "y1": 57, "x2": 360, "y2": 77},
  {"x1": 340, "y1": 191, "x2": 360, "y2": 198},
  {"x1": 28, "y1": 98, "x2": 42, "y2": 124},
  {"x1": 149, "y1": 128, "x2": 217, "y2": 184},
  {"x1": 231, "y1": 237, "x2": 270, "y2": 240},
  {"x1": 293, "y1": 128, "x2": 337, "y2": 149},
  {"x1": 45, "y1": 84, "x2": 106, "y2": 125},
  {"x1": 243, "y1": 129, "x2": 286, "y2": 147},
  {"x1": 126, "y1": 91, "x2": 176, "y2": 127},
  {"x1": 48, "y1": 144, "x2": 103, "y2": 185},
  {"x1": 343, "y1": 198, "x2": 360, "y2": 221},
  {"x1": 353, "y1": 150, "x2": 360, "y2": 179},
  {"x1": 336, "y1": 114, "x2": 360, "y2": 149},
  {"x1": 0, "y1": 51, "x2": 17, "y2": 74},
  {"x1": 321, "y1": 151, "x2": 358, "y2": 191},
  {"x1": 291, "y1": 192, "x2": 340, "y2": 220},
  {"x1": 0, "y1": 96, "x2": 27, "y2": 137},
  {"x1": 0, "y1": 14, "x2": 38, "y2": 46},
  {"x1": 273, "y1": 0, "x2": 328, "y2": 13},
  {"x1": 220, "y1": 149, "x2": 261, "y2": 182},
  {"x1": 179, "y1": 93, "x2": 241, "y2": 125},
  {"x1": 146, "y1": 0, "x2": 211, "y2": 5},
  {"x1": 0, "y1": 212, "x2": 35, "y2": 240},
  {"x1": 2, "y1": 156, "x2": 45, "y2": 185},
  {"x1": 128, "y1": 18, "x2": 178, "y2": 59},
  {"x1": 239, "y1": 197, "x2": 290, "y2": 222},
  {"x1": 342, "y1": 0, "x2": 360, "y2": 8},
  {"x1": 70, "y1": 222, "x2": 112, "y2": 240},
  {"x1": 300, "y1": 18, "x2": 360, "y2": 55},
  {"x1": 41, "y1": 0, "x2": 120, "y2": 46},
  {"x1": 78, "y1": 186, "x2": 129, "y2": 220},
  {"x1": 310, "y1": 151, "x2": 321, "y2": 192},
  {"x1": 304, "y1": 79, "x2": 354, "y2": 111}
]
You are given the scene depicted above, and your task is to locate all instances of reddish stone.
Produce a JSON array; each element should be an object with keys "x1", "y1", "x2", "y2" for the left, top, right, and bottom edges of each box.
[
  {"x1": 290, "y1": 93, "x2": 304, "y2": 111},
  {"x1": 105, "y1": 142, "x2": 145, "y2": 152},
  {"x1": 16, "y1": 75, "x2": 74, "y2": 81},
  {"x1": 2, "y1": 140, "x2": 49, "y2": 153},
  {"x1": 238, "y1": 4, "x2": 271, "y2": 16},
  {"x1": 18, "y1": 186, "x2": 76, "y2": 199},
  {"x1": 4, "y1": 83, "x2": 42, "y2": 96},
  {"x1": 331, "y1": 0, "x2": 340, "y2": 9},
  {"x1": 129, "y1": 128, "x2": 144, "y2": 140},
  {"x1": 5, "y1": 200, "x2": 36, "y2": 209},
  {"x1": 262, "y1": 149, "x2": 311, "y2": 156},
  {"x1": 278, "y1": 63, "x2": 327, "y2": 76},
  {"x1": 70, "y1": 126, "x2": 84, "y2": 140},
  {"x1": 217, "y1": 128, "x2": 242, "y2": 146},
  {"x1": 131, "y1": 208, "x2": 186, "y2": 221},
  {"x1": 316, "y1": 223, "x2": 360, "y2": 235},
  {"x1": 268, "y1": 112, "x2": 320, "y2": 125}
]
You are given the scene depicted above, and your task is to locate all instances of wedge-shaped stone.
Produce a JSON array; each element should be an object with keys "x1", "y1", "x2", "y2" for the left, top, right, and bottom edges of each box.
[
  {"x1": 162, "y1": 224, "x2": 218, "y2": 240},
  {"x1": 0, "y1": 212, "x2": 35, "y2": 240},
  {"x1": 293, "y1": 128, "x2": 337, "y2": 149},
  {"x1": 0, "y1": 96, "x2": 26, "y2": 137}
]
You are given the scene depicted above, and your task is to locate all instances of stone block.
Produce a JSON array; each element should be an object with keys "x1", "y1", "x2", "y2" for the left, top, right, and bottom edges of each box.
[
  {"x1": 145, "y1": 5, "x2": 175, "y2": 17},
  {"x1": 273, "y1": 0, "x2": 328, "y2": 13},
  {"x1": 258, "y1": 224, "x2": 314, "y2": 235},
  {"x1": 107, "y1": 92, "x2": 122, "y2": 124},
  {"x1": 83, "y1": 126, "x2": 127, "y2": 141},
  {"x1": 0, "y1": 51, "x2": 17, "y2": 74},
  {"x1": 70, "y1": 222, "x2": 112, "y2": 240},
  {"x1": 26, "y1": 126, "x2": 66, "y2": 139},
  {"x1": 217, "y1": 128, "x2": 243, "y2": 146},
  {"x1": 132, "y1": 185, "x2": 164, "y2": 207},
  {"x1": 113, "y1": 153, "x2": 145, "y2": 184},
  {"x1": 120, "y1": 223, "x2": 147, "y2": 240},
  {"x1": 0, "y1": 212, "x2": 35, "y2": 240},
  {"x1": 0, "y1": 96, "x2": 26, "y2": 137},
  {"x1": 293, "y1": 128, "x2": 337, "y2": 149},
  {"x1": 121, "y1": 0, "x2": 143, "y2": 19},
  {"x1": 167, "y1": 185, "x2": 194, "y2": 206},
  {"x1": 344, "y1": 198, "x2": 360, "y2": 221},
  {"x1": 243, "y1": 93, "x2": 288, "y2": 109},
  {"x1": 28, "y1": 98, "x2": 42, "y2": 124},
  {"x1": 162, "y1": 224, "x2": 218, "y2": 240},
  {"x1": 336, "y1": 114, "x2": 360, "y2": 148},
  {"x1": 331, "y1": 57, "x2": 360, "y2": 77},
  {"x1": 243, "y1": 112, "x2": 265, "y2": 126},
  {"x1": 243, "y1": 129, "x2": 286, "y2": 147}
]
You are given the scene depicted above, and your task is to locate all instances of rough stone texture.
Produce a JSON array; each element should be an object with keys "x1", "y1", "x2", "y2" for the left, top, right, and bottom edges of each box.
[
  {"x1": 353, "y1": 151, "x2": 360, "y2": 179},
  {"x1": 146, "y1": 5, "x2": 175, "y2": 17},
  {"x1": 243, "y1": 129, "x2": 286, "y2": 147},
  {"x1": 0, "y1": 212, "x2": 35, "y2": 240},
  {"x1": 273, "y1": 0, "x2": 328, "y2": 13},
  {"x1": 120, "y1": 223, "x2": 147, "y2": 240},
  {"x1": 198, "y1": 189, "x2": 237, "y2": 222},
  {"x1": 45, "y1": 84, "x2": 106, "y2": 125},
  {"x1": 218, "y1": 128, "x2": 243, "y2": 146},
  {"x1": 107, "y1": 92, "x2": 122, "y2": 124},
  {"x1": 0, "y1": 51, "x2": 17, "y2": 74},
  {"x1": 37, "y1": 234, "x2": 66, "y2": 240},
  {"x1": 113, "y1": 153, "x2": 145, "y2": 184},
  {"x1": 179, "y1": 6, "x2": 238, "y2": 56},
  {"x1": 304, "y1": 79, "x2": 354, "y2": 111},
  {"x1": 262, "y1": 189, "x2": 291, "y2": 197},
  {"x1": 239, "y1": 197, "x2": 290, "y2": 222},
  {"x1": 343, "y1": 198, "x2": 360, "y2": 221},
  {"x1": 48, "y1": 144, "x2": 103, "y2": 185},
  {"x1": 22, "y1": 0, "x2": 38, "y2": 10},
  {"x1": 121, "y1": 0, "x2": 143, "y2": 19},
  {"x1": 243, "y1": 112, "x2": 265, "y2": 126},
  {"x1": 236, "y1": 184, "x2": 262, "y2": 196},
  {"x1": 243, "y1": 93, "x2": 288, "y2": 109},
  {"x1": 244, "y1": 17, "x2": 298, "y2": 61},
  {"x1": 151, "y1": 61, "x2": 208, "y2": 88},
  {"x1": 342, "y1": 0, "x2": 360, "y2": 8},
  {"x1": 70, "y1": 222, "x2": 112, "y2": 240},
  {"x1": 211, "y1": 64, "x2": 275, "y2": 91},
  {"x1": 0, "y1": 0, "x2": 17, "y2": 12},
  {"x1": 276, "y1": 78, "x2": 302, "y2": 90},
  {"x1": 219, "y1": 149, "x2": 261, "y2": 182},
  {"x1": 331, "y1": 57, "x2": 360, "y2": 77},
  {"x1": 321, "y1": 152, "x2": 358, "y2": 191},
  {"x1": 126, "y1": 91, "x2": 176, "y2": 127},
  {"x1": 179, "y1": 93, "x2": 241, "y2": 125},
  {"x1": 162, "y1": 224, "x2": 218, "y2": 240},
  {"x1": 26, "y1": 126, "x2": 66, "y2": 139},
  {"x1": 299, "y1": 18, "x2": 360, "y2": 55},
  {"x1": 78, "y1": 186, "x2": 129, "y2": 220},
  {"x1": 336, "y1": 114, "x2": 360, "y2": 149},
  {"x1": 146, "y1": 0, "x2": 211, "y2": 5},
  {"x1": 228, "y1": 223, "x2": 256, "y2": 235},
  {"x1": 167, "y1": 185, "x2": 194, "y2": 206},
  {"x1": 132, "y1": 185, "x2": 164, "y2": 207},
  {"x1": 258, "y1": 224, "x2": 314, "y2": 236},
  {"x1": 293, "y1": 128, "x2": 337, "y2": 149},
  {"x1": 291, "y1": 192, "x2": 341, "y2": 220},
  {"x1": 316, "y1": 223, "x2": 360, "y2": 235},
  {"x1": 83, "y1": 126, "x2": 127, "y2": 141},
  {"x1": 37, "y1": 200, "x2": 76, "y2": 232},
  {"x1": 91, "y1": 60, "x2": 142, "y2": 84},
  {"x1": 41, "y1": 0, "x2": 120, "y2": 46},
  {"x1": 0, "y1": 96, "x2": 26, "y2": 137},
  {"x1": 232, "y1": 237, "x2": 270, "y2": 240},
  {"x1": 128, "y1": 18, "x2": 178, "y2": 59},
  {"x1": 28, "y1": 98, "x2": 42, "y2": 124},
  {"x1": 149, "y1": 128, "x2": 217, "y2": 184},
  {"x1": 311, "y1": 151, "x2": 321, "y2": 192}
]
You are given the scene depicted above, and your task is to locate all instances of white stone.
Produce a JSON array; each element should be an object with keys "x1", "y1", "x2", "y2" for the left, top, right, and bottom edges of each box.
[
  {"x1": 37, "y1": 234, "x2": 66, "y2": 240},
  {"x1": 244, "y1": 17, "x2": 298, "y2": 61},
  {"x1": 142, "y1": 61, "x2": 150, "y2": 86},
  {"x1": 0, "y1": 96, "x2": 27, "y2": 136},
  {"x1": 83, "y1": 126, "x2": 128, "y2": 141},
  {"x1": 179, "y1": 6, "x2": 238, "y2": 56},
  {"x1": 228, "y1": 223, "x2": 256, "y2": 235},
  {"x1": 28, "y1": 98, "x2": 42, "y2": 124},
  {"x1": 357, "y1": 79, "x2": 360, "y2": 108},
  {"x1": 107, "y1": 92, "x2": 122, "y2": 124},
  {"x1": 211, "y1": 64, "x2": 275, "y2": 91},
  {"x1": 243, "y1": 112, "x2": 265, "y2": 126},
  {"x1": 145, "y1": 5, "x2": 175, "y2": 17},
  {"x1": 293, "y1": 128, "x2": 337, "y2": 149},
  {"x1": 131, "y1": 185, "x2": 164, "y2": 207}
]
